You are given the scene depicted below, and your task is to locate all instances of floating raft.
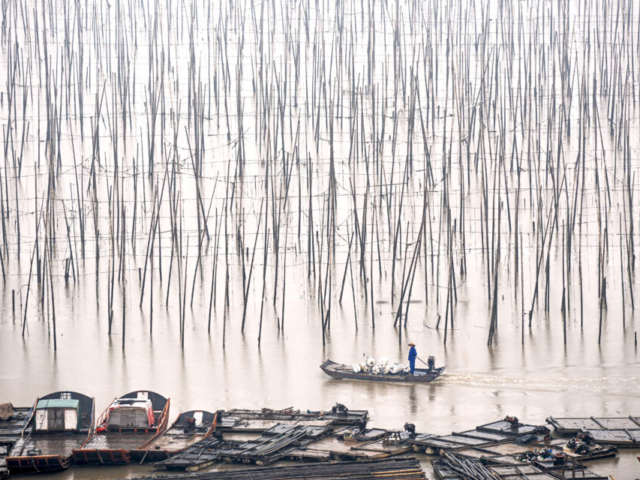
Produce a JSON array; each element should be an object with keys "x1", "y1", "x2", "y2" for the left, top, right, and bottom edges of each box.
[
  {"x1": 209, "y1": 408, "x2": 367, "y2": 434},
  {"x1": 130, "y1": 411, "x2": 217, "y2": 463},
  {"x1": 0, "y1": 405, "x2": 31, "y2": 479},
  {"x1": 546, "y1": 417, "x2": 640, "y2": 447},
  {"x1": 442, "y1": 438, "x2": 616, "y2": 466},
  {"x1": 219, "y1": 423, "x2": 333, "y2": 466},
  {"x1": 547, "y1": 416, "x2": 640, "y2": 434},
  {"x1": 157, "y1": 437, "x2": 224, "y2": 471},
  {"x1": 158, "y1": 424, "x2": 335, "y2": 470},
  {"x1": 286, "y1": 428, "x2": 414, "y2": 463},
  {"x1": 157, "y1": 404, "x2": 369, "y2": 471},
  {"x1": 410, "y1": 418, "x2": 616, "y2": 466},
  {"x1": 219, "y1": 405, "x2": 369, "y2": 431},
  {"x1": 476, "y1": 419, "x2": 547, "y2": 436},
  {"x1": 159, "y1": 423, "x2": 414, "y2": 470},
  {"x1": 433, "y1": 452, "x2": 609, "y2": 480},
  {"x1": 410, "y1": 418, "x2": 545, "y2": 455},
  {"x1": 138, "y1": 457, "x2": 426, "y2": 480}
]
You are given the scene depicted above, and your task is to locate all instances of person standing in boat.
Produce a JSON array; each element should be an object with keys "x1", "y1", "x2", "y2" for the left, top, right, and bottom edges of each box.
[{"x1": 408, "y1": 343, "x2": 417, "y2": 375}]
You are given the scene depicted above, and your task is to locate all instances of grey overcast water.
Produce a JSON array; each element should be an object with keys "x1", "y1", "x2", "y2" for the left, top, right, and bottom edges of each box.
[{"x1": 0, "y1": 0, "x2": 639, "y2": 477}]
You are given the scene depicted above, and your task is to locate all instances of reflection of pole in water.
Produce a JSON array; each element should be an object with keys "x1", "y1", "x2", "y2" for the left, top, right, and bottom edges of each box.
[{"x1": 0, "y1": 0, "x2": 637, "y2": 353}]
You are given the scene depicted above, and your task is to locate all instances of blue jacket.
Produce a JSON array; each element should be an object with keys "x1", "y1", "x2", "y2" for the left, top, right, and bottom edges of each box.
[{"x1": 408, "y1": 346, "x2": 417, "y2": 361}]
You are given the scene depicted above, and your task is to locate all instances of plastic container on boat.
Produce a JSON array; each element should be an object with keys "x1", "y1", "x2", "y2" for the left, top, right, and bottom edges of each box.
[{"x1": 390, "y1": 363, "x2": 403, "y2": 374}]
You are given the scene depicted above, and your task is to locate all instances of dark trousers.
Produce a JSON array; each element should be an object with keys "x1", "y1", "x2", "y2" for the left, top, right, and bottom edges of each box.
[{"x1": 409, "y1": 359, "x2": 416, "y2": 374}]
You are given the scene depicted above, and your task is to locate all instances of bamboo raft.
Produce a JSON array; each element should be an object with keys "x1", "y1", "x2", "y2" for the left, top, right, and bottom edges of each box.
[
  {"x1": 159, "y1": 423, "x2": 394, "y2": 469},
  {"x1": 138, "y1": 457, "x2": 426, "y2": 480},
  {"x1": 320, "y1": 360, "x2": 445, "y2": 383},
  {"x1": 433, "y1": 452, "x2": 609, "y2": 480},
  {"x1": 159, "y1": 420, "x2": 415, "y2": 470}
]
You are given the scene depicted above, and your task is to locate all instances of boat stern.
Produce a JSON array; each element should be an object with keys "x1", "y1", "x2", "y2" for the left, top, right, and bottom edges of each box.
[{"x1": 7, "y1": 454, "x2": 71, "y2": 474}]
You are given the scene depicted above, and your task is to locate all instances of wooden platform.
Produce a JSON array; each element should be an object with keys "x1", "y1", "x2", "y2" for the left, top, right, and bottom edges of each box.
[
  {"x1": 410, "y1": 418, "x2": 617, "y2": 466},
  {"x1": 547, "y1": 416, "x2": 640, "y2": 434},
  {"x1": 433, "y1": 452, "x2": 609, "y2": 480},
  {"x1": 220, "y1": 405, "x2": 369, "y2": 430},
  {"x1": 10, "y1": 433, "x2": 86, "y2": 458},
  {"x1": 136, "y1": 457, "x2": 426, "y2": 480},
  {"x1": 547, "y1": 416, "x2": 640, "y2": 447},
  {"x1": 130, "y1": 411, "x2": 217, "y2": 463},
  {"x1": 159, "y1": 423, "x2": 414, "y2": 470},
  {"x1": 73, "y1": 432, "x2": 156, "y2": 464},
  {"x1": 409, "y1": 420, "x2": 533, "y2": 455},
  {"x1": 0, "y1": 406, "x2": 31, "y2": 479}
]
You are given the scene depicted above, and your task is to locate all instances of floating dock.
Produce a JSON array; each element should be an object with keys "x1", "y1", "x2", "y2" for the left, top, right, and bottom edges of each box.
[
  {"x1": 217, "y1": 405, "x2": 368, "y2": 432},
  {"x1": 130, "y1": 411, "x2": 218, "y2": 463},
  {"x1": 546, "y1": 417, "x2": 640, "y2": 448},
  {"x1": 159, "y1": 426, "x2": 414, "y2": 470},
  {"x1": 158, "y1": 407, "x2": 412, "y2": 471},
  {"x1": 410, "y1": 417, "x2": 617, "y2": 467},
  {"x1": 410, "y1": 417, "x2": 548, "y2": 454},
  {"x1": 158, "y1": 405, "x2": 371, "y2": 471}
]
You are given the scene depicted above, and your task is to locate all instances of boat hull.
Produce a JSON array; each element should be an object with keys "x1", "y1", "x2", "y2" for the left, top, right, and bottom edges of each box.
[
  {"x1": 6, "y1": 392, "x2": 95, "y2": 475},
  {"x1": 72, "y1": 431, "x2": 161, "y2": 464},
  {"x1": 6, "y1": 454, "x2": 73, "y2": 474},
  {"x1": 73, "y1": 391, "x2": 170, "y2": 465},
  {"x1": 320, "y1": 360, "x2": 445, "y2": 383}
]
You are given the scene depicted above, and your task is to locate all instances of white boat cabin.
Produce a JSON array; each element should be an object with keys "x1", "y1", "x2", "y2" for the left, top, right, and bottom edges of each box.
[
  {"x1": 34, "y1": 399, "x2": 81, "y2": 432},
  {"x1": 106, "y1": 398, "x2": 154, "y2": 429}
]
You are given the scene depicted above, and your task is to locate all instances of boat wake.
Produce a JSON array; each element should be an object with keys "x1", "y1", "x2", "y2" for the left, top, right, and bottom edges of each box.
[{"x1": 433, "y1": 372, "x2": 640, "y2": 395}]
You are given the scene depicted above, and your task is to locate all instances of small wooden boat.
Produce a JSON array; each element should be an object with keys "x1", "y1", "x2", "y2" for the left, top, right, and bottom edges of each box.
[
  {"x1": 320, "y1": 359, "x2": 445, "y2": 383},
  {"x1": 73, "y1": 390, "x2": 170, "y2": 465},
  {"x1": 130, "y1": 410, "x2": 218, "y2": 463},
  {"x1": 6, "y1": 391, "x2": 95, "y2": 474}
]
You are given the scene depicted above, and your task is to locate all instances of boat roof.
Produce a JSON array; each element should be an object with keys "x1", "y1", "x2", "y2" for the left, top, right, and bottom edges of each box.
[
  {"x1": 113, "y1": 398, "x2": 152, "y2": 406},
  {"x1": 119, "y1": 391, "x2": 168, "y2": 410},
  {"x1": 37, "y1": 399, "x2": 80, "y2": 410}
]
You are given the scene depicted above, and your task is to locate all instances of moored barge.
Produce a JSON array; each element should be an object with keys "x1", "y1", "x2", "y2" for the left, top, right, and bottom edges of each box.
[
  {"x1": 73, "y1": 390, "x2": 170, "y2": 464},
  {"x1": 6, "y1": 391, "x2": 95, "y2": 474}
]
